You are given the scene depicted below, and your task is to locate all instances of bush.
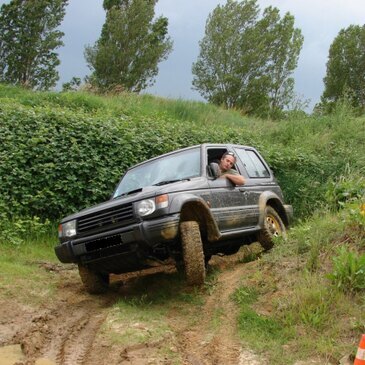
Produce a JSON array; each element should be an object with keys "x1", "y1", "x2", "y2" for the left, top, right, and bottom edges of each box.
[
  {"x1": 0, "y1": 101, "x2": 250, "y2": 219},
  {"x1": 328, "y1": 246, "x2": 365, "y2": 294},
  {"x1": 1, "y1": 85, "x2": 364, "y2": 222},
  {"x1": 325, "y1": 172, "x2": 365, "y2": 210}
]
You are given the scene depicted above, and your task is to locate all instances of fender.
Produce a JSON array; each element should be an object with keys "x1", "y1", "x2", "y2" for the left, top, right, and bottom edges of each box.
[
  {"x1": 170, "y1": 194, "x2": 221, "y2": 242},
  {"x1": 258, "y1": 191, "x2": 288, "y2": 227}
]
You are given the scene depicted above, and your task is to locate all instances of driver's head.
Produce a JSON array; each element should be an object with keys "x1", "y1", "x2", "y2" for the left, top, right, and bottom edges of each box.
[{"x1": 220, "y1": 151, "x2": 236, "y2": 171}]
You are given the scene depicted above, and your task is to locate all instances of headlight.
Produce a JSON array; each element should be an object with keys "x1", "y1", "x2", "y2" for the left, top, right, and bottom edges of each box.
[
  {"x1": 59, "y1": 220, "x2": 77, "y2": 238},
  {"x1": 136, "y1": 194, "x2": 169, "y2": 217},
  {"x1": 137, "y1": 199, "x2": 155, "y2": 216}
]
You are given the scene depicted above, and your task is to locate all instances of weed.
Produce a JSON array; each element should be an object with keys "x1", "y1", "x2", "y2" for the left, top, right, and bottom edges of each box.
[
  {"x1": 238, "y1": 308, "x2": 286, "y2": 339},
  {"x1": 328, "y1": 246, "x2": 365, "y2": 294},
  {"x1": 0, "y1": 213, "x2": 55, "y2": 246},
  {"x1": 231, "y1": 286, "x2": 258, "y2": 306},
  {"x1": 326, "y1": 172, "x2": 365, "y2": 210}
]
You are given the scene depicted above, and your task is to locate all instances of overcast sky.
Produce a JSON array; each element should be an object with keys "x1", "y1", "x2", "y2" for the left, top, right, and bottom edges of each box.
[{"x1": 1, "y1": 0, "x2": 365, "y2": 110}]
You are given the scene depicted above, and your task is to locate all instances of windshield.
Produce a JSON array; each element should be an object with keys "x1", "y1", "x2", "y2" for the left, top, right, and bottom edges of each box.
[{"x1": 113, "y1": 147, "x2": 201, "y2": 198}]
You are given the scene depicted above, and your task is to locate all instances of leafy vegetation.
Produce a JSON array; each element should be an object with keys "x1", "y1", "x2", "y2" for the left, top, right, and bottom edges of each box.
[
  {"x1": 328, "y1": 246, "x2": 365, "y2": 293},
  {"x1": 1, "y1": 84, "x2": 364, "y2": 226}
]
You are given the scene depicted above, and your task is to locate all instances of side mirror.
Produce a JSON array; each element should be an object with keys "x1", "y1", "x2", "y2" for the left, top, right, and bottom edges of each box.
[{"x1": 208, "y1": 162, "x2": 220, "y2": 178}]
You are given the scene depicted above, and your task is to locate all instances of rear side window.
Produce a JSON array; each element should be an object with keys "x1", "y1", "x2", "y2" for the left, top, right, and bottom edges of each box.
[{"x1": 235, "y1": 149, "x2": 270, "y2": 178}]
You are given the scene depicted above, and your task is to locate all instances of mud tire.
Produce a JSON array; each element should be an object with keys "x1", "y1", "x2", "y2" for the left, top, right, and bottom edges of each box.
[
  {"x1": 78, "y1": 264, "x2": 109, "y2": 294},
  {"x1": 180, "y1": 221, "x2": 206, "y2": 286},
  {"x1": 258, "y1": 206, "x2": 286, "y2": 250}
]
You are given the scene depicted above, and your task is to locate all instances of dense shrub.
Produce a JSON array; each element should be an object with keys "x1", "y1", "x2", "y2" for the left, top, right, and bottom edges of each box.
[
  {"x1": 0, "y1": 101, "x2": 250, "y2": 219},
  {"x1": 1, "y1": 85, "x2": 364, "y2": 221}
]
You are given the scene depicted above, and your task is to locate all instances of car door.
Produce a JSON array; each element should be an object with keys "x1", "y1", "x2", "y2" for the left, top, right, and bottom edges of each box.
[
  {"x1": 233, "y1": 147, "x2": 274, "y2": 227},
  {"x1": 206, "y1": 147, "x2": 249, "y2": 232}
]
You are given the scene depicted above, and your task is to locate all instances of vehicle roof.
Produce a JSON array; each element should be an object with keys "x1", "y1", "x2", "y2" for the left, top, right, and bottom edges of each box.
[{"x1": 126, "y1": 143, "x2": 256, "y2": 171}]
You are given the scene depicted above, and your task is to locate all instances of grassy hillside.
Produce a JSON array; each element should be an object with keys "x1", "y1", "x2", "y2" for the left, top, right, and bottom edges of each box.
[
  {"x1": 0, "y1": 84, "x2": 364, "y2": 363},
  {"x1": 1, "y1": 83, "x2": 364, "y2": 221}
]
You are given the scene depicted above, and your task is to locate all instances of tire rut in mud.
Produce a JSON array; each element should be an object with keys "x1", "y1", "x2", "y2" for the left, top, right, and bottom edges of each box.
[
  {"x1": 169, "y1": 263, "x2": 243, "y2": 364},
  {"x1": 12, "y1": 287, "x2": 115, "y2": 365},
  {"x1": 169, "y1": 249, "x2": 265, "y2": 365},
  {"x1": 45, "y1": 304, "x2": 106, "y2": 365}
]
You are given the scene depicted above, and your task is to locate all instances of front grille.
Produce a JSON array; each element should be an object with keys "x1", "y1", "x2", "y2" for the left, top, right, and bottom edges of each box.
[{"x1": 77, "y1": 203, "x2": 135, "y2": 234}]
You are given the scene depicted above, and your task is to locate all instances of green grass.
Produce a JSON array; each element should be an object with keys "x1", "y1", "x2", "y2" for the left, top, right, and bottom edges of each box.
[
  {"x1": 231, "y1": 201, "x2": 365, "y2": 364},
  {"x1": 0, "y1": 238, "x2": 59, "y2": 303}
]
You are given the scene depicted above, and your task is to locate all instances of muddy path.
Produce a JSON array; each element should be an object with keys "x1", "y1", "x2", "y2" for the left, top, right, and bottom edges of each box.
[
  {"x1": 167, "y1": 259, "x2": 262, "y2": 365},
  {"x1": 0, "y1": 249, "x2": 264, "y2": 365},
  {"x1": 1, "y1": 266, "x2": 118, "y2": 365}
]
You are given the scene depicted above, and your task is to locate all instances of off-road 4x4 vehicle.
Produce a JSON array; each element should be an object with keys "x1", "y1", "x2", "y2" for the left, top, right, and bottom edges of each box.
[{"x1": 56, "y1": 144, "x2": 293, "y2": 293}]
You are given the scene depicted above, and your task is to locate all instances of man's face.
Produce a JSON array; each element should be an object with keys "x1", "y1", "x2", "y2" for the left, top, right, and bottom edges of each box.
[{"x1": 220, "y1": 155, "x2": 235, "y2": 172}]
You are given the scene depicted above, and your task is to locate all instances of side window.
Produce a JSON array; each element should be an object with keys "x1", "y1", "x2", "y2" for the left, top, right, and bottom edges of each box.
[
  {"x1": 206, "y1": 148, "x2": 239, "y2": 177},
  {"x1": 207, "y1": 148, "x2": 227, "y2": 164},
  {"x1": 235, "y1": 149, "x2": 270, "y2": 178}
]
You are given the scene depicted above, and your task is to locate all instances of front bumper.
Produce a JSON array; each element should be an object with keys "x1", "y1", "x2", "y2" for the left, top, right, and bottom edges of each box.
[{"x1": 55, "y1": 214, "x2": 180, "y2": 266}]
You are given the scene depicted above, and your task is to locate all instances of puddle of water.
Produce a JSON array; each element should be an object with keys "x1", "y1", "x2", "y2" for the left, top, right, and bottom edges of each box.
[
  {"x1": 0, "y1": 344, "x2": 25, "y2": 365},
  {"x1": 0, "y1": 345, "x2": 56, "y2": 365}
]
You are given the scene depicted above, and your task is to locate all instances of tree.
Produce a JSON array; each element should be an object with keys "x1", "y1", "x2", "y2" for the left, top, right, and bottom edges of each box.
[
  {"x1": 259, "y1": 7, "x2": 303, "y2": 114},
  {"x1": 85, "y1": 0, "x2": 173, "y2": 93},
  {"x1": 192, "y1": 0, "x2": 303, "y2": 117},
  {"x1": 0, "y1": 0, "x2": 68, "y2": 90},
  {"x1": 322, "y1": 25, "x2": 365, "y2": 109},
  {"x1": 62, "y1": 76, "x2": 81, "y2": 92}
]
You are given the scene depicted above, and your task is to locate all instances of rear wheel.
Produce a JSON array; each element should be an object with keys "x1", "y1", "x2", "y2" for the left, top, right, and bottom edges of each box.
[
  {"x1": 258, "y1": 206, "x2": 286, "y2": 250},
  {"x1": 180, "y1": 221, "x2": 206, "y2": 286},
  {"x1": 78, "y1": 264, "x2": 109, "y2": 294}
]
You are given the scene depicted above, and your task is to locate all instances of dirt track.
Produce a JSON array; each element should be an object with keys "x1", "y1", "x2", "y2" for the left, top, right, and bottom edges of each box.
[{"x1": 0, "y1": 249, "x2": 265, "y2": 365}]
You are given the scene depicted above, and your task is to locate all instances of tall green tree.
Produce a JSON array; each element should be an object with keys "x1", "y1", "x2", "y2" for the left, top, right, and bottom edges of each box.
[
  {"x1": 192, "y1": 0, "x2": 303, "y2": 117},
  {"x1": 0, "y1": 0, "x2": 68, "y2": 90},
  {"x1": 85, "y1": 0, "x2": 173, "y2": 93},
  {"x1": 322, "y1": 25, "x2": 365, "y2": 109}
]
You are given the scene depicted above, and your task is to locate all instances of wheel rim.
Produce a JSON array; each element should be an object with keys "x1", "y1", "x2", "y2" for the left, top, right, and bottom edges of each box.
[{"x1": 266, "y1": 214, "x2": 282, "y2": 237}]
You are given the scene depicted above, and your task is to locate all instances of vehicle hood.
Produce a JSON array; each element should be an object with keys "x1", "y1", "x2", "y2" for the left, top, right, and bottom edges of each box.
[{"x1": 60, "y1": 177, "x2": 208, "y2": 223}]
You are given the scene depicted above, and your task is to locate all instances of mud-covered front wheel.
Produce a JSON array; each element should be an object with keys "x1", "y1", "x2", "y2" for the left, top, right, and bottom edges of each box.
[
  {"x1": 258, "y1": 206, "x2": 286, "y2": 250},
  {"x1": 180, "y1": 221, "x2": 206, "y2": 286},
  {"x1": 78, "y1": 264, "x2": 109, "y2": 294}
]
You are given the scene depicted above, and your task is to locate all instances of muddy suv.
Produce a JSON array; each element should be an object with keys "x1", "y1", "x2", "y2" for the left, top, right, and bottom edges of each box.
[{"x1": 56, "y1": 144, "x2": 292, "y2": 293}]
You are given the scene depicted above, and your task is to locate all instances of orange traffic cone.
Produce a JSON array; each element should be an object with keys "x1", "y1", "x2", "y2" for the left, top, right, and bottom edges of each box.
[{"x1": 354, "y1": 335, "x2": 365, "y2": 365}]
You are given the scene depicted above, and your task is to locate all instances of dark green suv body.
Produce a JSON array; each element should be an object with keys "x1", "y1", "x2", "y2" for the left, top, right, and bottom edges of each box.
[{"x1": 56, "y1": 144, "x2": 293, "y2": 293}]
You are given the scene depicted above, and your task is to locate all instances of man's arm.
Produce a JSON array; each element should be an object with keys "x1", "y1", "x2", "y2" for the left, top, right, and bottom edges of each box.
[
  {"x1": 219, "y1": 169, "x2": 245, "y2": 185},
  {"x1": 223, "y1": 173, "x2": 245, "y2": 185}
]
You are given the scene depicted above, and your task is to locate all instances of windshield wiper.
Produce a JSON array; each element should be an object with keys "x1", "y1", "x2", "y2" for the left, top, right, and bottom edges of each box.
[
  {"x1": 114, "y1": 188, "x2": 142, "y2": 199},
  {"x1": 153, "y1": 178, "x2": 190, "y2": 186}
]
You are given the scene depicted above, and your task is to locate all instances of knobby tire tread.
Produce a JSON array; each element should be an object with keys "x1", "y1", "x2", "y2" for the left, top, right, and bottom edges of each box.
[{"x1": 180, "y1": 221, "x2": 206, "y2": 286}]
